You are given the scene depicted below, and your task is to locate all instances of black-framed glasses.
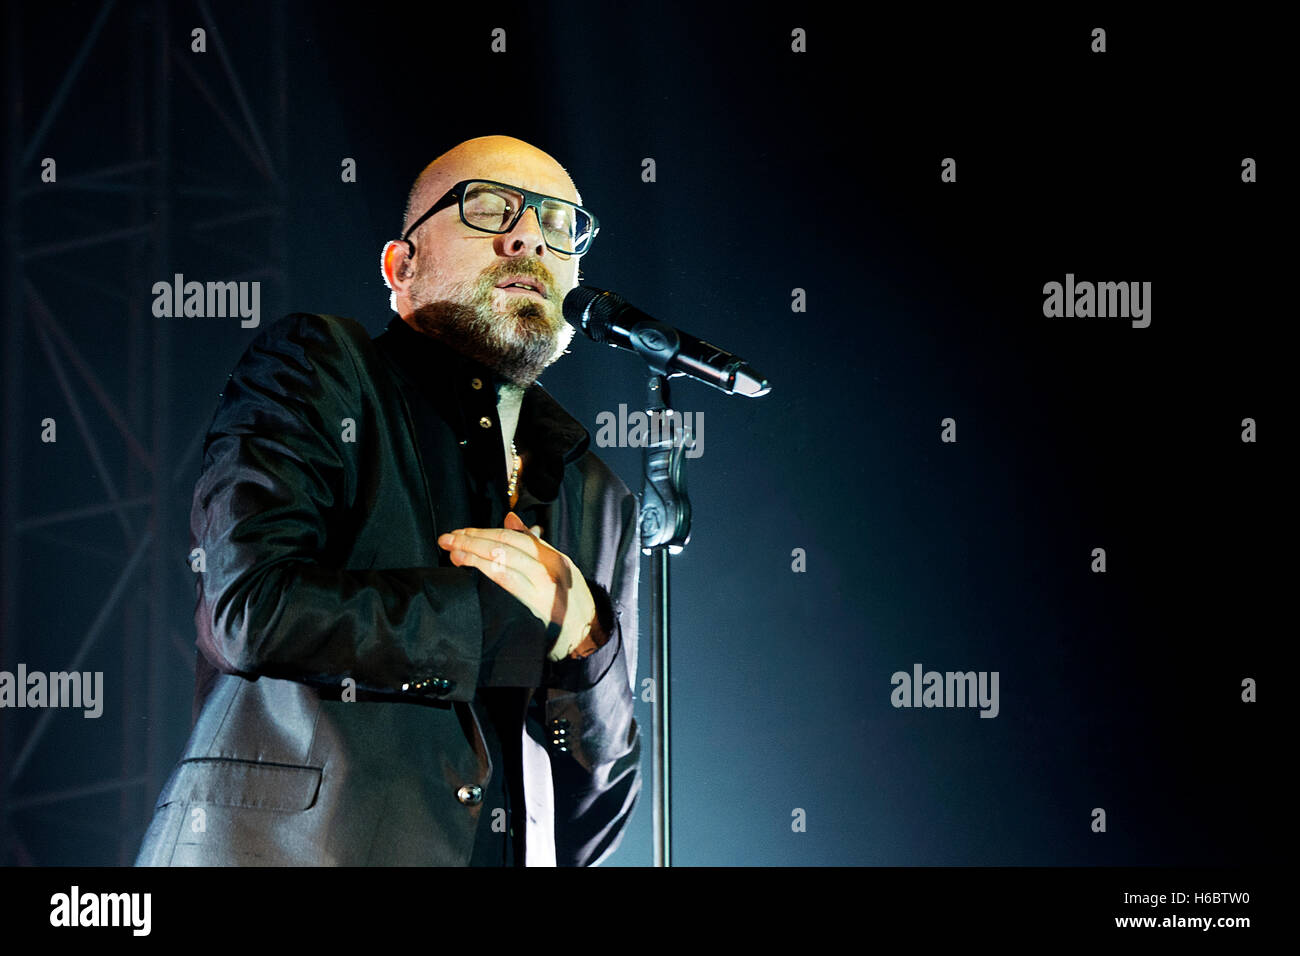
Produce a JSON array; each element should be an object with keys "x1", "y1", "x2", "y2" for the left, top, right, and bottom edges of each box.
[{"x1": 401, "y1": 179, "x2": 599, "y2": 257}]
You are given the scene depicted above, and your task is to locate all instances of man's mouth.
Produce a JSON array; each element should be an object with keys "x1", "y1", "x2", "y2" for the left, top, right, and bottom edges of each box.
[{"x1": 495, "y1": 277, "x2": 547, "y2": 298}]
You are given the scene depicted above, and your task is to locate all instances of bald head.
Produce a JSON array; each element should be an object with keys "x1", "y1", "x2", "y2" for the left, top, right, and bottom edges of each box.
[
  {"x1": 402, "y1": 135, "x2": 581, "y2": 235},
  {"x1": 381, "y1": 135, "x2": 586, "y2": 389}
]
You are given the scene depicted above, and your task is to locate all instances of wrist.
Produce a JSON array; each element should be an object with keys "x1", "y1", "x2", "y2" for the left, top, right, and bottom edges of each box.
[{"x1": 567, "y1": 612, "x2": 606, "y2": 660}]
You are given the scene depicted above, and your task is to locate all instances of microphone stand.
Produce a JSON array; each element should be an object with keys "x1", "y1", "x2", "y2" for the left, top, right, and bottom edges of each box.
[
  {"x1": 566, "y1": 283, "x2": 769, "y2": 866},
  {"x1": 639, "y1": 372, "x2": 691, "y2": 867}
]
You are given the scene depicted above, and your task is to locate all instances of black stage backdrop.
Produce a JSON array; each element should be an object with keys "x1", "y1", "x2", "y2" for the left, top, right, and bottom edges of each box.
[{"x1": 0, "y1": 0, "x2": 1279, "y2": 888}]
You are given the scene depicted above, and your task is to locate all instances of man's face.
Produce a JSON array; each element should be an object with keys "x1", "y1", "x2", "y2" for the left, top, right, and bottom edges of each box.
[{"x1": 399, "y1": 149, "x2": 583, "y2": 387}]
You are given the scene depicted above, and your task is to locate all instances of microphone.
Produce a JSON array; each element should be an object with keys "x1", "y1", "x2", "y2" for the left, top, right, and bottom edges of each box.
[{"x1": 563, "y1": 286, "x2": 771, "y2": 398}]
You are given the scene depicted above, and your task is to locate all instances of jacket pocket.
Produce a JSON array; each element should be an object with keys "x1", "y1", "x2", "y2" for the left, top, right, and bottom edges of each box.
[{"x1": 156, "y1": 757, "x2": 323, "y2": 812}]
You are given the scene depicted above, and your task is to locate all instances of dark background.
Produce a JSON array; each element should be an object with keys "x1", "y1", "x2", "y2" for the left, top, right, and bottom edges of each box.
[{"x1": 1, "y1": 2, "x2": 1279, "y2": 866}]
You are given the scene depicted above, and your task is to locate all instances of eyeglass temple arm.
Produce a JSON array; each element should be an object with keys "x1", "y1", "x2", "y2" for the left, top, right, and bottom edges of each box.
[{"x1": 399, "y1": 191, "x2": 462, "y2": 252}]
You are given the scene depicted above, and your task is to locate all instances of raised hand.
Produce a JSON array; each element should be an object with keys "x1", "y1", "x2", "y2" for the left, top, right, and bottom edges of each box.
[{"x1": 438, "y1": 511, "x2": 598, "y2": 661}]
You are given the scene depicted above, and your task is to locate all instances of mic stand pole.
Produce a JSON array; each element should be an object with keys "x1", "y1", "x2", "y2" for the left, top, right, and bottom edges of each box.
[{"x1": 640, "y1": 372, "x2": 691, "y2": 867}]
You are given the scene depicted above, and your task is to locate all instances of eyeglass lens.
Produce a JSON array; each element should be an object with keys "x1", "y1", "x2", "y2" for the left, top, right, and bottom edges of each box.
[{"x1": 462, "y1": 182, "x2": 591, "y2": 254}]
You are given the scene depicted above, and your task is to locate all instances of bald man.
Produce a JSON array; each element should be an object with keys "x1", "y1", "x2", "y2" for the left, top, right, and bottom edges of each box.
[{"x1": 135, "y1": 136, "x2": 642, "y2": 866}]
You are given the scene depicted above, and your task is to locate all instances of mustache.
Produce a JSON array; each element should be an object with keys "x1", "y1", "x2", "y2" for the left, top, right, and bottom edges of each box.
[{"x1": 479, "y1": 260, "x2": 560, "y2": 301}]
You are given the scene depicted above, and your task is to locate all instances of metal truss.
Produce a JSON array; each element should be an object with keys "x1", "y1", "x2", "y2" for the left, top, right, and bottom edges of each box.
[{"x1": 2, "y1": 0, "x2": 288, "y2": 864}]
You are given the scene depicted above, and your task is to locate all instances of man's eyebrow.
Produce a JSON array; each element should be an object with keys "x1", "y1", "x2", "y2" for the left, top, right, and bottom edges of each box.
[
  {"x1": 465, "y1": 182, "x2": 515, "y2": 197},
  {"x1": 477, "y1": 180, "x2": 582, "y2": 204}
]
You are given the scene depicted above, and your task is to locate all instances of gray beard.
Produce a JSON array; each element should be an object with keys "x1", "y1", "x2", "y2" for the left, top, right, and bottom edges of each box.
[{"x1": 406, "y1": 274, "x2": 574, "y2": 388}]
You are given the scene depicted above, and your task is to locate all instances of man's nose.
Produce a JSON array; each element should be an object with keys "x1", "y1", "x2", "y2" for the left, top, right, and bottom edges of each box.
[{"x1": 495, "y1": 205, "x2": 548, "y2": 258}]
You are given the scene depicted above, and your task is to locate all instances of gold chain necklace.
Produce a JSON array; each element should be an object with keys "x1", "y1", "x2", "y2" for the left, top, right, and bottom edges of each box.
[{"x1": 507, "y1": 440, "x2": 521, "y2": 500}]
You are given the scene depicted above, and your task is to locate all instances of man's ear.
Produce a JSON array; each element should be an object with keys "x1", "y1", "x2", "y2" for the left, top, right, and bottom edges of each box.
[{"x1": 380, "y1": 239, "x2": 415, "y2": 291}]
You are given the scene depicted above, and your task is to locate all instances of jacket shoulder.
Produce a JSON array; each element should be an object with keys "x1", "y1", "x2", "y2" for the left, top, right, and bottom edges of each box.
[
  {"x1": 231, "y1": 312, "x2": 392, "y2": 392},
  {"x1": 204, "y1": 313, "x2": 390, "y2": 464},
  {"x1": 253, "y1": 312, "x2": 375, "y2": 359}
]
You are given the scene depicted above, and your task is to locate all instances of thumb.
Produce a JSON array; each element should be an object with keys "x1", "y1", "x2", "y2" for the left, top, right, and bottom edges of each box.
[{"x1": 504, "y1": 511, "x2": 529, "y2": 533}]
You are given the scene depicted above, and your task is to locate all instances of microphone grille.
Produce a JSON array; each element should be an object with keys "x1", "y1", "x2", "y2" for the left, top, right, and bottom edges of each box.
[{"x1": 562, "y1": 285, "x2": 624, "y2": 344}]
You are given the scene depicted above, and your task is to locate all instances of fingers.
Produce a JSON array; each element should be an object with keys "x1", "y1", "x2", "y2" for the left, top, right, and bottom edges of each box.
[
  {"x1": 438, "y1": 525, "x2": 568, "y2": 611},
  {"x1": 442, "y1": 525, "x2": 547, "y2": 562},
  {"x1": 437, "y1": 528, "x2": 544, "y2": 571},
  {"x1": 440, "y1": 520, "x2": 568, "y2": 589},
  {"x1": 438, "y1": 530, "x2": 538, "y2": 582},
  {"x1": 436, "y1": 516, "x2": 574, "y2": 634},
  {"x1": 442, "y1": 542, "x2": 537, "y2": 597},
  {"x1": 441, "y1": 523, "x2": 592, "y2": 660}
]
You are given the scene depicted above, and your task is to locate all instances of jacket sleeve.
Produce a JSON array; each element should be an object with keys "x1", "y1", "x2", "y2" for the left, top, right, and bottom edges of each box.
[
  {"x1": 541, "y1": 488, "x2": 642, "y2": 866},
  {"x1": 191, "y1": 312, "x2": 547, "y2": 703}
]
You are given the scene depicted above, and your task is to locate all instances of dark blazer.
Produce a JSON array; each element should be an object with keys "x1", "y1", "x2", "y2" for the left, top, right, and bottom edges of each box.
[{"x1": 134, "y1": 312, "x2": 641, "y2": 866}]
